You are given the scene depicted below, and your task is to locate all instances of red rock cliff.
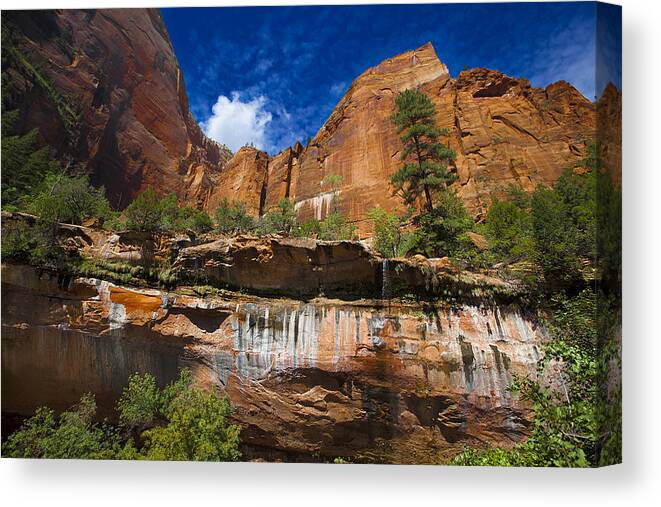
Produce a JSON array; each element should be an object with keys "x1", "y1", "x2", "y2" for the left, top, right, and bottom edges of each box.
[
  {"x1": 264, "y1": 43, "x2": 618, "y2": 233},
  {"x1": 2, "y1": 9, "x2": 232, "y2": 208}
]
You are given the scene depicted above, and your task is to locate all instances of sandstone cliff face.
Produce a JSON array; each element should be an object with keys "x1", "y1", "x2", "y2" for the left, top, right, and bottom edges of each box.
[
  {"x1": 1, "y1": 215, "x2": 542, "y2": 461},
  {"x1": 4, "y1": 11, "x2": 619, "y2": 231},
  {"x1": 264, "y1": 43, "x2": 614, "y2": 232},
  {"x1": 597, "y1": 83, "x2": 622, "y2": 183},
  {"x1": 2, "y1": 9, "x2": 231, "y2": 208},
  {"x1": 1, "y1": 264, "x2": 542, "y2": 462},
  {"x1": 291, "y1": 43, "x2": 451, "y2": 227},
  {"x1": 204, "y1": 146, "x2": 270, "y2": 217}
]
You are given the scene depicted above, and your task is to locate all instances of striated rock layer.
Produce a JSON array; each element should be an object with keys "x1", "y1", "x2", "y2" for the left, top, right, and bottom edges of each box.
[{"x1": 1, "y1": 264, "x2": 543, "y2": 463}]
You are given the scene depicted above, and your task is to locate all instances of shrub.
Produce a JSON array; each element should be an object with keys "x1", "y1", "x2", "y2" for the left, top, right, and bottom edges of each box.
[
  {"x1": 483, "y1": 198, "x2": 534, "y2": 262},
  {"x1": 1, "y1": 218, "x2": 67, "y2": 268},
  {"x1": 116, "y1": 372, "x2": 161, "y2": 432},
  {"x1": 3, "y1": 369, "x2": 242, "y2": 461},
  {"x1": 139, "y1": 373, "x2": 241, "y2": 461},
  {"x1": 215, "y1": 198, "x2": 255, "y2": 234},
  {"x1": 26, "y1": 172, "x2": 112, "y2": 225},
  {"x1": 175, "y1": 206, "x2": 213, "y2": 232},
  {"x1": 318, "y1": 211, "x2": 356, "y2": 241},
  {"x1": 1, "y1": 127, "x2": 60, "y2": 207},
  {"x1": 2, "y1": 393, "x2": 122, "y2": 459},
  {"x1": 292, "y1": 217, "x2": 322, "y2": 238},
  {"x1": 411, "y1": 190, "x2": 473, "y2": 257},
  {"x1": 124, "y1": 186, "x2": 164, "y2": 233},
  {"x1": 257, "y1": 198, "x2": 297, "y2": 235},
  {"x1": 367, "y1": 207, "x2": 412, "y2": 257}
]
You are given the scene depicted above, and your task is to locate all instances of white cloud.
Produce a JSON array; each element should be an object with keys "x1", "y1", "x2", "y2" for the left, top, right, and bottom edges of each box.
[
  {"x1": 330, "y1": 81, "x2": 346, "y2": 96},
  {"x1": 202, "y1": 92, "x2": 272, "y2": 152}
]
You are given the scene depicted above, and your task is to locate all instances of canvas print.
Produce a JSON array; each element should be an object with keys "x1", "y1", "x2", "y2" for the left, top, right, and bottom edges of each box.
[{"x1": 0, "y1": 2, "x2": 621, "y2": 466}]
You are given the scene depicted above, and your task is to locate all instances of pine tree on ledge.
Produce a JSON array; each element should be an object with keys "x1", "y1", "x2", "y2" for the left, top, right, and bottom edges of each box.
[{"x1": 390, "y1": 89, "x2": 457, "y2": 213}]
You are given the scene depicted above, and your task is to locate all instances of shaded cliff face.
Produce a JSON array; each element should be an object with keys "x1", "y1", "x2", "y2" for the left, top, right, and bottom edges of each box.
[
  {"x1": 1, "y1": 264, "x2": 542, "y2": 463},
  {"x1": 2, "y1": 9, "x2": 231, "y2": 208}
]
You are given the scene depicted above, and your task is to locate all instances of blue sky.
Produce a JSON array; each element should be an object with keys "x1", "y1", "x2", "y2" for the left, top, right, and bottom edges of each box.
[{"x1": 162, "y1": 2, "x2": 621, "y2": 155}]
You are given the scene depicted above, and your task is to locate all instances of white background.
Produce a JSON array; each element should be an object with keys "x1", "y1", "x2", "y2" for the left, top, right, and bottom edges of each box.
[{"x1": 1, "y1": 0, "x2": 659, "y2": 505}]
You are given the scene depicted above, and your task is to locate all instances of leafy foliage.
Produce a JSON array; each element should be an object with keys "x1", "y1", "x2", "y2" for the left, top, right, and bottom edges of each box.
[
  {"x1": 292, "y1": 217, "x2": 322, "y2": 238},
  {"x1": 25, "y1": 172, "x2": 112, "y2": 225},
  {"x1": 318, "y1": 211, "x2": 356, "y2": 241},
  {"x1": 138, "y1": 372, "x2": 241, "y2": 461},
  {"x1": 257, "y1": 198, "x2": 297, "y2": 235},
  {"x1": 389, "y1": 89, "x2": 456, "y2": 213},
  {"x1": 124, "y1": 186, "x2": 167, "y2": 233},
  {"x1": 214, "y1": 198, "x2": 255, "y2": 234},
  {"x1": 1, "y1": 218, "x2": 67, "y2": 268},
  {"x1": 482, "y1": 197, "x2": 535, "y2": 262},
  {"x1": 411, "y1": 190, "x2": 474, "y2": 257},
  {"x1": 174, "y1": 206, "x2": 214, "y2": 232},
  {"x1": 3, "y1": 370, "x2": 241, "y2": 462},
  {"x1": 2, "y1": 393, "x2": 124, "y2": 459},
  {"x1": 1, "y1": 125, "x2": 61, "y2": 208},
  {"x1": 367, "y1": 207, "x2": 413, "y2": 257}
]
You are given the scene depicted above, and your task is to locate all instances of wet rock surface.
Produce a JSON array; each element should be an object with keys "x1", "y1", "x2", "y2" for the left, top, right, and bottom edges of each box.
[{"x1": 2, "y1": 262, "x2": 543, "y2": 462}]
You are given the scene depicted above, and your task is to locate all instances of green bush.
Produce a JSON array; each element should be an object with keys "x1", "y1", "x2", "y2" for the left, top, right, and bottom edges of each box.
[
  {"x1": 257, "y1": 198, "x2": 297, "y2": 235},
  {"x1": 292, "y1": 217, "x2": 322, "y2": 238},
  {"x1": 139, "y1": 370, "x2": 241, "y2": 462},
  {"x1": 318, "y1": 211, "x2": 356, "y2": 241},
  {"x1": 1, "y1": 126, "x2": 60, "y2": 207},
  {"x1": 3, "y1": 369, "x2": 241, "y2": 461},
  {"x1": 483, "y1": 197, "x2": 534, "y2": 262},
  {"x1": 1, "y1": 218, "x2": 67, "y2": 268},
  {"x1": 2, "y1": 393, "x2": 123, "y2": 459},
  {"x1": 124, "y1": 186, "x2": 164, "y2": 233},
  {"x1": 25, "y1": 172, "x2": 111, "y2": 225},
  {"x1": 214, "y1": 198, "x2": 255, "y2": 234},
  {"x1": 175, "y1": 206, "x2": 213, "y2": 232},
  {"x1": 411, "y1": 190, "x2": 473, "y2": 257},
  {"x1": 367, "y1": 207, "x2": 412, "y2": 257}
]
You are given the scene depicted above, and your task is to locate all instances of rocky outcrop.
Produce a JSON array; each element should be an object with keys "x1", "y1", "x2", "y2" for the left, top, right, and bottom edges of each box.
[
  {"x1": 597, "y1": 83, "x2": 622, "y2": 183},
  {"x1": 1, "y1": 212, "x2": 524, "y2": 302},
  {"x1": 1, "y1": 263, "x2": 544, "y2": 462},
  {"x1": 203, "y1": 146, "x2": 269, "y2": 217},
  {"x1": 264, "y1": 43, "x2": 617, "y2": 233},
  {"x1": 288, "y1": 43, "x2": 451, "y2": 229},
  {"x1": 449, "y1": 70, "x2": 596, "y2": 214},
  {"x1": 262, "y1": 143, "x2": 303, "y2": 213},
  {"x1": 2, "y1": 9, "x2": 232, "y2": 208}
]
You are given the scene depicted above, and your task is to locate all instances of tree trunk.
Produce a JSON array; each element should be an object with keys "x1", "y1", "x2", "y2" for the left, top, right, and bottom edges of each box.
[
  {"x1": 414, "y1": 135, "x2": 433, "y2": 213},
  {"x1": 423, "y1": 185, "x2": 433, "y2": 213}
]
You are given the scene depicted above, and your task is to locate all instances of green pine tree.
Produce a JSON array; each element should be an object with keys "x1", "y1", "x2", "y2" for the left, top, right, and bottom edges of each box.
[{"x1": 389, "y1": 89, "x2": 457, "y2": 213}]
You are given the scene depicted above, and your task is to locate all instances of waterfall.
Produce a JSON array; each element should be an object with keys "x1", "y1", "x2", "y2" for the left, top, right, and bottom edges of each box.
[{"x1": 381, "y1": 258, "x2": 391, "y2": 300}]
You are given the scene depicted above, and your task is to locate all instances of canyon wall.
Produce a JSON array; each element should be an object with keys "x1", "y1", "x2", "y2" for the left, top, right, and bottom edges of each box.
[
  {"x1": 0, "y1": 216, "x2": 543, "y2": 462},
  {"x1": 269, "y1": 43, "x2": 607, "y2": 231},
  {"x1": 2, "y1": 9, "x2": 232, "y2": 208},
  {"x1": 4, "y1": 11, "x2": 619, "y2": 232},
  {"x1": 1, "y1": 263, "x2": 543, "y2": 463}
]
